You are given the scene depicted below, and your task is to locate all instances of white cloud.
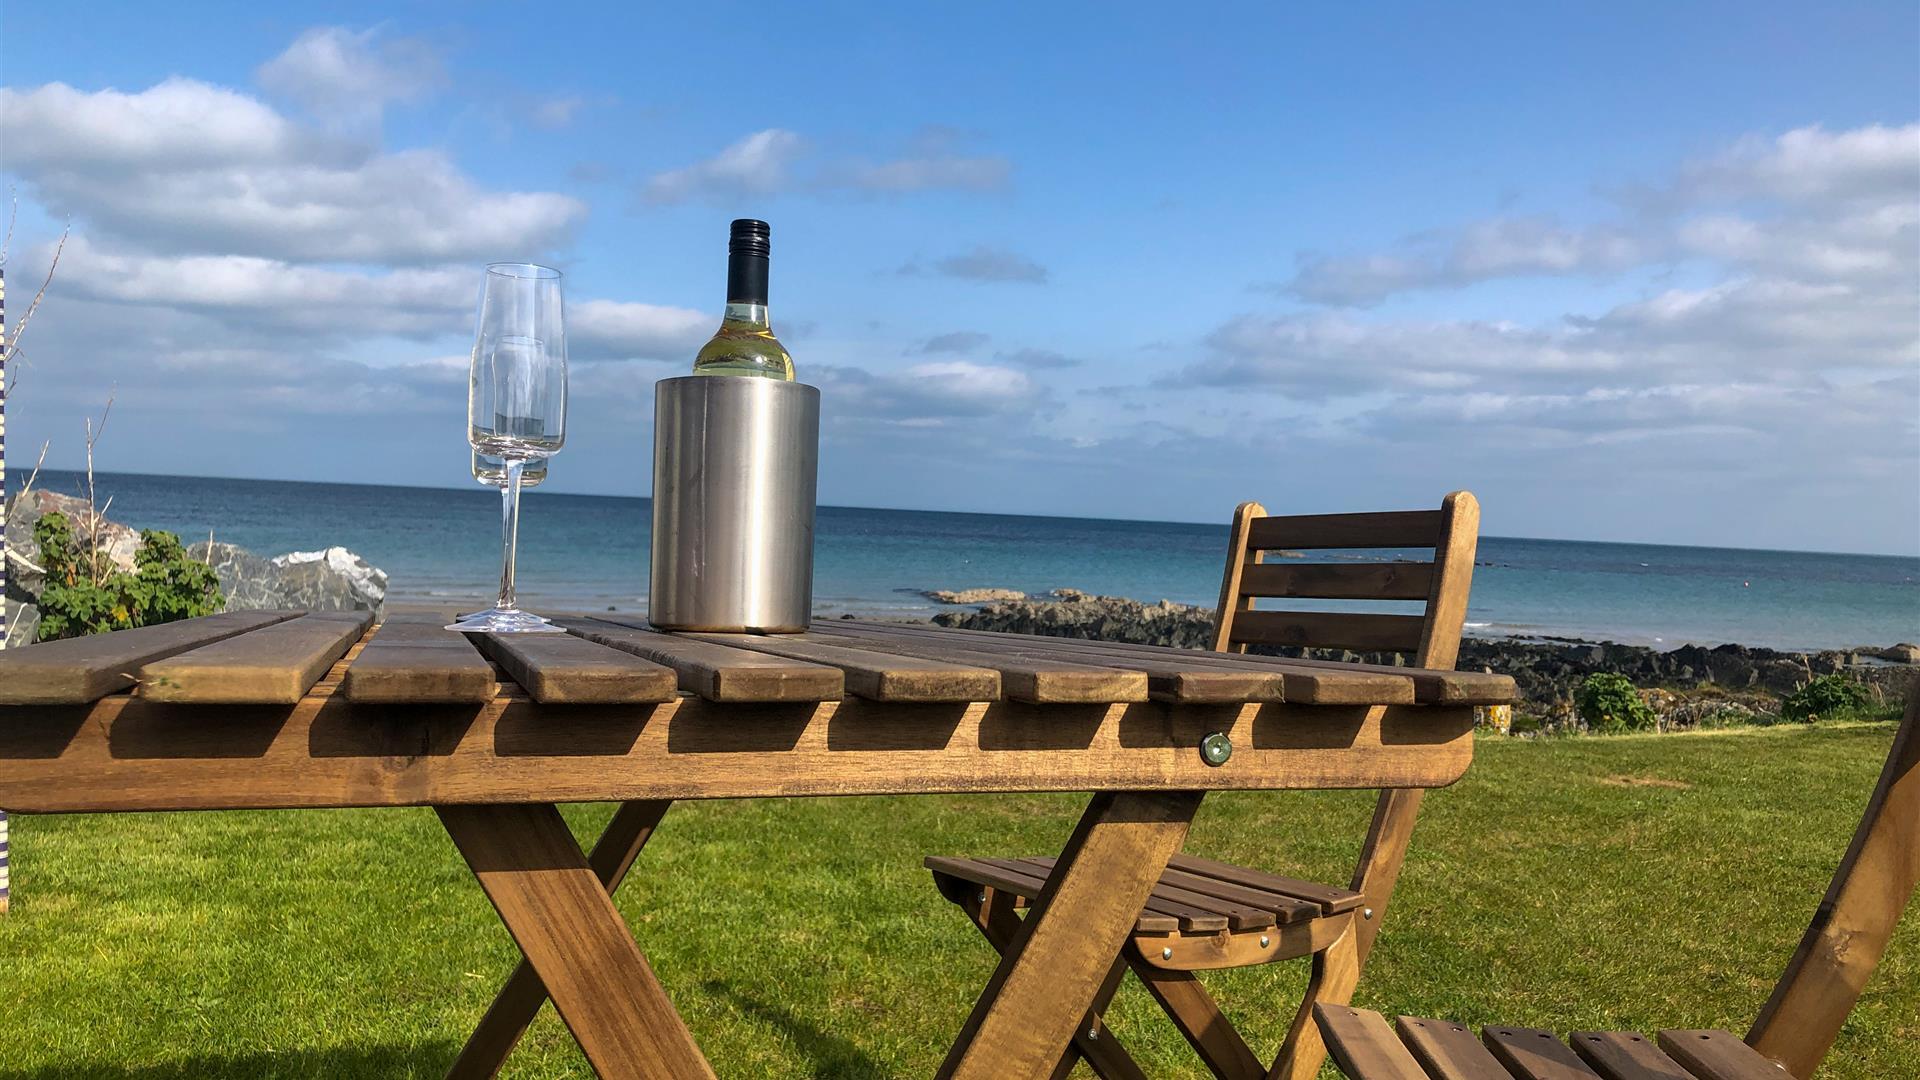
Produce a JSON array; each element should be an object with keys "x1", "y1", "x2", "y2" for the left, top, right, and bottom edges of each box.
[
  {"x1": 48, "y1": 236, "x2": 470, "y2": 337},
  {"x1": 256, "y1": 26, "x2": 444, "y2": 126},
  {"x1": 1282, "y1": 122, "x2": 1920, "y2": 306},
  {"x1": 0, "y1": 78, "x2": 324, "y2": 169},
  {"x1": 899, "y1": 246, "x2": 1048, "y2": 284},
  {"x1": 639, "y1": 129, "x2": 806, "y2": 206},
  {"x1": 1, "y1": 78, "x2": 586, "y2": 264},
  {"x1": 815, "y1": 360, "x2": 1038, "y2": 424},
  {"x1": 569, "y1": 299, "x2": 713, "y2": 361},
  {"x1": 639, "y1": 126, "x2": 1011, "y2": 204}
]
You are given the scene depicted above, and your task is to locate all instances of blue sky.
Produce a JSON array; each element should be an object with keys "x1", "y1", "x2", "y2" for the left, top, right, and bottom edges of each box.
[{"x1": 2, "y1": 2, "x2": 1916, "y2": 554}]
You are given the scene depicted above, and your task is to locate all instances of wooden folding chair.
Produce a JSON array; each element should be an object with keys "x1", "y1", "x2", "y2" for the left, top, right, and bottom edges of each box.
[
  {"x1": 1314, "y1": 690, "x2": 1919, "y2": 1080},
  {"x1": 927, "y1": 491, "x2": 1481, "y2": 1080}
]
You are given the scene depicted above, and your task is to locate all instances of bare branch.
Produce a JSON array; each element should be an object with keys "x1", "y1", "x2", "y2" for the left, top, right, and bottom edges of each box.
[
  {"x1": 1, "y1": 188, "x2": 16, "y2": 265},
  {"x1": 3, "y1": 223, "x2": 68, "y2": 363},
  {"x1": 19, "y1": 440, "x2": 49, "y2": 503}
]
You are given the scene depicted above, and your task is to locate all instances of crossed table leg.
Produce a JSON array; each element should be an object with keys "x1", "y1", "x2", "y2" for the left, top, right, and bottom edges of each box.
[{"x1": 439, "y1": 790, "x2": 1202, "y2": 1079}]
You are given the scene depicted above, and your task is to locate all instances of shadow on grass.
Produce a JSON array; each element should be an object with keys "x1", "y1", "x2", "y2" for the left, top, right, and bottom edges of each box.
[
  {"x1": 0, "y1": 1042, "x2": 459, "y2": 1079},
  {"x1": 705, "y1": 979, "x2": 890, "y2": 1078}
]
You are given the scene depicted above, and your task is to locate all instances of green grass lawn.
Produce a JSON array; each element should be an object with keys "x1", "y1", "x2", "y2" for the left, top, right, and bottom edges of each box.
[{"x1": 1, "y1": 721, "x2": 1913, "y2": 1078}]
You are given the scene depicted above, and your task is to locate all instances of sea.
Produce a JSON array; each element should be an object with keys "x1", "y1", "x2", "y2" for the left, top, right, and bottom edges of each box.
[{"x1": 10, "y1": 470, "x2": 1918, "y2": 653}]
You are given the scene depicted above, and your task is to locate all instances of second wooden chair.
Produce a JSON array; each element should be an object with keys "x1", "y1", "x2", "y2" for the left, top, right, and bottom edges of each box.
[{"x1": 927, "y1": 491, "x2": 1481, "y2": 1080}]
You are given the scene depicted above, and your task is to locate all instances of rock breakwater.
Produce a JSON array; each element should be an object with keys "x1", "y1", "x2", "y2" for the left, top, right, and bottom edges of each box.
[{"x1": 929, "y1": 590, "x2": 1916, "y2": 716}]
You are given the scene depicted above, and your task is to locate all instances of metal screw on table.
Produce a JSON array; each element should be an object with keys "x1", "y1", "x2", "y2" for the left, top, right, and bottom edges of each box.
[
  {"x1": 1162, "y1": 946, "x2": 1173, "y2": 960},
  {"x1": 978, "y1": 892, "x2": 987, "y2": 904},
  {"x1": 1259, "y1": 935, "x2": 1270, "y2": 948},
  {"x1": 1363, "y1": 907, "x2": 1375, "y2": 919},
  {"x1": 1087, "y1": 1025, "x2": 1098, "y2": 1041},
  {"x1": 1200, "y1": 731, "x2": 1233, "y2": 766}
]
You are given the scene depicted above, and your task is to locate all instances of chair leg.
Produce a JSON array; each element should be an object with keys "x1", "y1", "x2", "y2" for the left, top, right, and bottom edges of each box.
[
  {"x1": 1124, "y1": 946, "x2": 1265, "y2": 1080},
  {"x1": 1266, "y1": 924, "x2": 1361, "y2": 1080},
  {"x1": 960, "y1": 888, "x2": 1148, "y2": 1080}
]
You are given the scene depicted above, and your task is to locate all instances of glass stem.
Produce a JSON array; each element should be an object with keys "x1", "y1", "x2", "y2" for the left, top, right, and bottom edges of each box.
[{"x1": 497, "y1": 460, "x2": 524, "y2": 613}]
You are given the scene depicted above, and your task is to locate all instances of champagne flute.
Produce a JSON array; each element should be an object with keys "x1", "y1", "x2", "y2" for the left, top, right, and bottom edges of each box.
[
  {"x1": 447, "y1": 263, "x2": 567, "y2": 634},
  {"x1": 459, "y1": 452, "x2": 548, "y2": 620}
]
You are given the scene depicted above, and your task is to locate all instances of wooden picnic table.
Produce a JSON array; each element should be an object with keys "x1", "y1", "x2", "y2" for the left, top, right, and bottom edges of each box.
[{"x1": 0, "y1": 609, "x2": 1514, "y2": 1079}]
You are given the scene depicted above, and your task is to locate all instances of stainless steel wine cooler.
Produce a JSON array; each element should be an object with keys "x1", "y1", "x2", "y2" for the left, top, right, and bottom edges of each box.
[{"x1": 648, "y1": 375, "x2": 819, "y2": 632}]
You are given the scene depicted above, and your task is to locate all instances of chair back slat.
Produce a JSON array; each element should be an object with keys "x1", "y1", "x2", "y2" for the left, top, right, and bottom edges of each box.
[
  {"x1": 1247, "y1": 509, "x2": 1444, "y2": 552},
  {"x1": 1214, "y1": 492, "x2": 1479, "y2": 667},
  {"x1": 1747, "y1": 693, "x2": 1918, "y2": 1078},
  {"x1": 1229, "y1": 611, "x2": 1427, "y2": 654},
  {"x1": 1238, "y1": 563, "x2": 1435, "y2": 602}
]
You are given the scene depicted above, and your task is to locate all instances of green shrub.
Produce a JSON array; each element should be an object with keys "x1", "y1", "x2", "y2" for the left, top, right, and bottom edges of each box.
[
  {"x1": 1782, "y1": 674, "x2": 1871, "y2": 723},
  {"x1": 1575, "y1": 672, "x2": 1657, "y2": 734},
  {"x1": 33, "y1": 511, "x2": 223, "y2": 641}
]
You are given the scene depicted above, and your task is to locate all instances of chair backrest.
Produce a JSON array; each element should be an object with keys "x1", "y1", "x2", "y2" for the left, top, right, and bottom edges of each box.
[
  {"x1": 1211, "y1": 491, "x2": 1480, "y2": 669},
  {"x1": 1210, "y1": 492, "x2": 1481, "y2": 968},
  {"x1": 1747, "y1": 691, "x2": 1918, "y2": 1077}
]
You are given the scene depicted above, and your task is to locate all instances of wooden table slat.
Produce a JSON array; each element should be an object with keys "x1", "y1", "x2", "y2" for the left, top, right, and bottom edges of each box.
[
  {"x1": 0, "y1": 610, "x2": 306, "y2": 704},
  {"x1": 473, "y1": 632, "x2": 680, "y2": 705},
  {"x1": 343, "y1": 615, "x2": 498, "y2": 703},
  {"x1": 837, "y1": 620, "x2": 1286, "y2": 703},
  {"x1": 808, "y1": 622, "x2": 1149, "y2": 704},
  {"x1": 686, "y1": 632, "x2": 1001, "y2": 702},
  {"x1": 1568, "y1": 1031, "x2": 1697, "y2": 1080},
  {"x1": 563, "y1": 618, "x2": 843, "y2": 703},
  {"x1": 139, "y1": 611, "x2": 373, "y2": 704},
  {"x1": 841, "y1": 619, "x2": 1491, "y2": 706}
]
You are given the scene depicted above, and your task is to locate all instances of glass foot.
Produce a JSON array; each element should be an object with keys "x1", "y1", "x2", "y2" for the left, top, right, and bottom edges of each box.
[{"x1": 445, "y1": 607, "x2": 565, "y2": 634}]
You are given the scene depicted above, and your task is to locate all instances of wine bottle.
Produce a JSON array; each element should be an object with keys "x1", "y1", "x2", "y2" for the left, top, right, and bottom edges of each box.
[{"x1": 691, "y1": 218, "x2": 795, "y2": 380}]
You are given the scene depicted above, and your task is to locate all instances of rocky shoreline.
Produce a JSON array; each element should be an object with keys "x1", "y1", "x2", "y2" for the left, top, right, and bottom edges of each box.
[
  {"x1": 920, "y1": 588, "x2": 1916, "y2": 727},
  {"x1": 4, "y1": 491, "x2": 386, "y2": 645}
]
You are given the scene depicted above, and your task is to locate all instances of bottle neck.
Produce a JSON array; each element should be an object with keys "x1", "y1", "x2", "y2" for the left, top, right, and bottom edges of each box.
[
  {"x1": 727, "y1": 251, "x2": 768, "y2": 308},
  {"x1": 722, "y1": 301, "x2": 771, "y2": 328}
]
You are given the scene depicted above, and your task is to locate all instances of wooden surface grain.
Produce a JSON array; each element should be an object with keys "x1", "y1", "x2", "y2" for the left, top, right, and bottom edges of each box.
[
  {"x1": 343, "y1": 615, "x2": 497, "y2": 703},
  {"x1": 473, "y1": 631, "x2": 679, "y2": 705},
  {"x1": 139, "y1": 611, "x2": 371, "y2": 704},
  {"x1": 0, "y1": 655, "x2": 1476, "y2": 811},
  {"x1": 0, "y1": 610, "x2": 303, "y2": 704},
  {"x1": 562, "y1": 618, "x2": 844, "y2": 703}
]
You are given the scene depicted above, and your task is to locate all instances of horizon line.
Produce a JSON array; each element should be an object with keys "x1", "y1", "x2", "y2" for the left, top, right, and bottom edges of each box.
[{"x1": 11, "y1": 464, "x2": 1918, "y2": 563}]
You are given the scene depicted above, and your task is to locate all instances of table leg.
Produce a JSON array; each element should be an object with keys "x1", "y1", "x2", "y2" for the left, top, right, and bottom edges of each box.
[
  {"x1": 438, "y1": 803, "x2": 714, "y2": 1080},
  {"x1": 936, "y1": 790, "x2": 1203, "y2": 1080},
  {"x1": 447, "y1": 800, "x2": 672, "y2": 1079}
]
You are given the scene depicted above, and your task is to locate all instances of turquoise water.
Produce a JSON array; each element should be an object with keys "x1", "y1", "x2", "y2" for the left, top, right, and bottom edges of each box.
[{"x1": 12, "y1": 470, "x2": 1918, "y2": 652}]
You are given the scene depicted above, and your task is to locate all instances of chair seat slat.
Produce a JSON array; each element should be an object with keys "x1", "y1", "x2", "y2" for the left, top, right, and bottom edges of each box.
[
  {"x1": 1482, "y1": 1026, "x2": 1604, "y2": 1080},
  {"x1": 1568, "y1": 1031, "x2": 1697, "y2": 1080},
  {"x1": 1393, "y1": 1017, "x2": 1512, "y2": 1080},
  {"x1": 1316, "y1": 1005, "x2": 1434, "y2": 1080},
  {"x1": 1654, "y1": 1031, "x2": 1785, "y2": 1080},
  {"x1": 1015, "y1": 857, "x2": 1270, "y2": 932},
  {"x1": 1167, "y1": 853, "x2": 1365, "y2": 913}
]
